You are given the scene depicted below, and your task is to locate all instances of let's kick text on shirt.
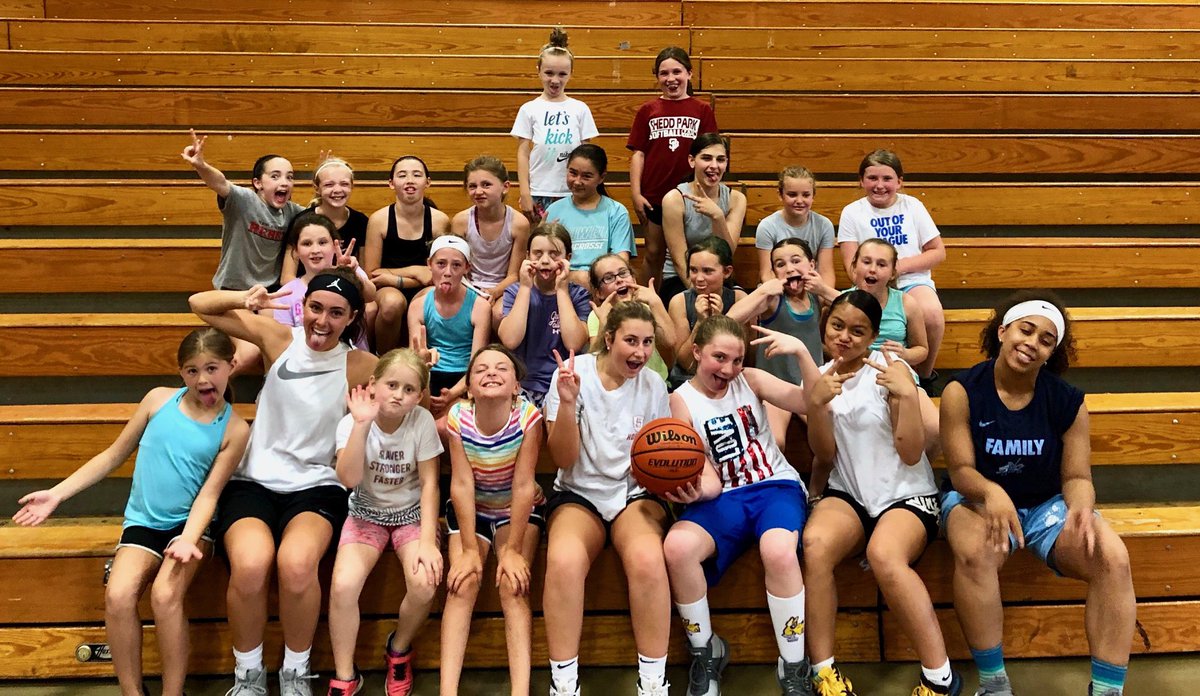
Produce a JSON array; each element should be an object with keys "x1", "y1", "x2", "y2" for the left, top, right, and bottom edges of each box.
[{"x1": 542, "y1": 111, "x2": 577, "y2": 145}]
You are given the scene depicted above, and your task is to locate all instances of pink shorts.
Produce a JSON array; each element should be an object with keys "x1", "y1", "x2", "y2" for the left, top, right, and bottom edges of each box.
[{"x1": 338, "y1": 515, "x2": 424, "y2": 552}]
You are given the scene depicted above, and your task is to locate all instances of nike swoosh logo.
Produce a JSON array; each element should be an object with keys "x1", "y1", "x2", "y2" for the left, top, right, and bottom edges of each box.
[
  {"x1": 277, "y1": 360, "x2": 338, "y2": 381},
  {"x1": 556, "y1": 152, "x2": 570, "y2": 162},
  {"x1": 978, "y1": 420, "x2": 995, "y2": 428},
  {"x1": 554, "y1": 661, "x2": 577, "y2": 669}
]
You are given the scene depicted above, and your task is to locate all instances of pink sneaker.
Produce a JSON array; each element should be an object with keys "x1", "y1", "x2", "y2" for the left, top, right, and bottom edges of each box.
[
  {"x1": 326, "y1": 672, "x2": 363, "y2": 696},
  {"x1": 384, "y1": 632, "x2": 414, "y2": 696}
]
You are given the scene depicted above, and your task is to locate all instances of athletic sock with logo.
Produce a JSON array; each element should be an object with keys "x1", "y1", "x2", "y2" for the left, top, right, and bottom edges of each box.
[
  {"x1": 675, "y1": 595, "x2": 714, "y2": 648},
  {"x1": 767, "y1": 590, "x2": 807, "y2": 665},
  {"x1": 637, "y1": 653, "x2": 668, "y2": 686}
]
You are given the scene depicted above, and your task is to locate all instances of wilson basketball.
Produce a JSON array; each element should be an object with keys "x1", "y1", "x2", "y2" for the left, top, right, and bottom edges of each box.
[{"x1": 630, "y1": 418, "x2": 706, "y2": 497}]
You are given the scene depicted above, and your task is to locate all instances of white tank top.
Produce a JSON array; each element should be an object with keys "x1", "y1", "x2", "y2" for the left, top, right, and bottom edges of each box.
[
  {"x1": 675, "y1": 373, "x2": 800, "y2": 491},
  {"x1": 823, "y1": 350, "x2": 938, "y2": 516},
  {"x1": 235, "y1": 327, "x2": 351, "y2": 492}
]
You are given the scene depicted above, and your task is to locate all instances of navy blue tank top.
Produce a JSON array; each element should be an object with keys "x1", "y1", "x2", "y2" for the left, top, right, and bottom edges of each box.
[{"x1": 949, "y1": 359, "x2": 1084, "y2": 508}]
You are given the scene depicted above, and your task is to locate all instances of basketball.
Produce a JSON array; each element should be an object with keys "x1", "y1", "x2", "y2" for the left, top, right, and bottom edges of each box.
[{"x1": 630, "y1": 418, "x2": 707, "y2": 497}]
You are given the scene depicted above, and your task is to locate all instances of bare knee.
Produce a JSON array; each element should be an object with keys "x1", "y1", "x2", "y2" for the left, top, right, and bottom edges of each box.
[
  {"x1": 404, "y1": 573, "x2": 439, "y2": 607},
  {"x1": 149, "y1": 576, "x2": 186, "y2": 617},
  {"x1": 802, "y1": 528, "x2": 838, "y2": 573},
  {"x1": 621, "y1": 543, "x2": 668, "y2": 587},
  {"x1": 276, "y1": 551, "x2": 320, "y2": 594},
  {"x1": 951, "y1": 534, "x2": 1003, "y2": 579},
  {"x1": 377, "y1": 291, "x2": 408, "y2": 323},
  {"x1": 105, "y1": 582, "x2": 142, "y2": 616},
  {"x1": 545, "y1": 545, "x2": 590, "y2": 592},
  {"x1": 227, "y1": 554, "x2": 273, "y2": 596},
  {"x1": 449, "y1": 572, "x2": 481, "y2": 603},
  {"x1": 865, "y1": 544, "x2": 909, "y2": 588},
  {"x1": 759, "y1": 535, "x2": 801, "y2": 580},
  {"x1": 662, "y1": 531, "x2": 701, "y2": 574},
  {"x1": 1094, "y1": 536, "x2": 1132, "y2": 583}
]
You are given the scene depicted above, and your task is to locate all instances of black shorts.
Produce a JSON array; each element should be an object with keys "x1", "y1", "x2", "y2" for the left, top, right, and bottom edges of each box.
[
  {"x1": 544, "y1": 489, "x2": 669, "y2": 545},
  {"x1": 644, "y1": 203, "x2": 664, "y2": 227},
  {"x1": 215, "y1": 479, "x2": 349, "y2": 547},
  {"x1": 824, "y1": 488, "x2": 940, "y2": 544},
  {"x1": 429, "y1": 369, "x2": 465, "y2": 394},
  {"x1": 118, "y1": 522, "x2": 213, "y2": 559},
  {"x1": 444, "y1": 498, "x2": 547, "y2": 546}
]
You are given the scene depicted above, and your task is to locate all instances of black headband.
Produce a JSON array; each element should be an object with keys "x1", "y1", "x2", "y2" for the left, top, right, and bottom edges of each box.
[{"x1": 307, "y1": 273, "x2": 363, "y2": 311}]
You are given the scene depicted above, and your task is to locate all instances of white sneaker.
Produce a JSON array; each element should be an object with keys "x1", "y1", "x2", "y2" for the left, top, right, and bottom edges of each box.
[
  {"x1": 225, "y1": 666, "x2": 267, "y2": 696},
  {"x1": 550, "y1": 677, "x2": 581, "y2": 696},
  {"x1": 279, "y1": 666, "x2": 318, "y2": 696},
  {"x1": 637, "y1": 677, "x2": 671, "y2": 696}
]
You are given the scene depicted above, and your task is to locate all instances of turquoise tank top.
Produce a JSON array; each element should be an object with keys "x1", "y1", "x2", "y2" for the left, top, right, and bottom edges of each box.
[
  {"x1": 124, "y1": 388, "x2": 232, "y2": 530},
  {"x1": 424, "y1": 288, "x2": 478, "y2": 373},
  {"x1": 871, "y1": 286, "x2": 908, "y2": 350}
]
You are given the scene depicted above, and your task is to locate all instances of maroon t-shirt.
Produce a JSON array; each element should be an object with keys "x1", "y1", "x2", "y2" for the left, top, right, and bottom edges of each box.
[{"x1": 626, "y1": 97, "x2": 718, "y2": 206}]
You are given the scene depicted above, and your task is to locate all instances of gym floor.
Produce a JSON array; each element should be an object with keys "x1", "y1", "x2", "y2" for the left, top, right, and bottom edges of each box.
[{"x1": 4, "y1": 655, "x2": 1192, "y2": 694}]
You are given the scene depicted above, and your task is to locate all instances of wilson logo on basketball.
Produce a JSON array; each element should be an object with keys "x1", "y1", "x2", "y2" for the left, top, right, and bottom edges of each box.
[{"x1": 644, "y1": 430, "x2": 700, "y2": 447}]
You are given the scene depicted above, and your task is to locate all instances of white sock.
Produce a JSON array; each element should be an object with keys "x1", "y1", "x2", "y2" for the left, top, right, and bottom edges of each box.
[
  {"x1": 233, "y1": 644, "x2": 263, "y2": 673},
  {"x1": 813, "y1": 656, "x2": 835, "y2": 674},
  {"x1": 767, "y1": 590, "x2": 806, "y2": 664},
  {"x1": 675, "y1": 595, "x2": 713, "y2": 648},
  {"x1": 550, "y1": 657, "x2": 579, "y2": 687},
  {"x1": 637, "y1": 653, "x2": 667, "y2": 685},
  {"x1": 922, "y1": 659, "x2": 953, "y2": 687},
  {"x1": 282, "y1": 645, "x2": 311, "y2": 673}
]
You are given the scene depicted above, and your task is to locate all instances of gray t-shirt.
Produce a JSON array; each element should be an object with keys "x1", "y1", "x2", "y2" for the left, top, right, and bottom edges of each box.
[
  {"x1": 754, "y1": 210, "x2": 835, "y2": 257},
  {"x1": 211, "y1": 185, "x2": 303, "y2": 290}
]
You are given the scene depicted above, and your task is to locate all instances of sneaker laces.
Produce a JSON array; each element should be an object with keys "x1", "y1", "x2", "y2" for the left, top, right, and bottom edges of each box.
[
  {"x1": 778, "y1": 661, "x2": 812, "y2": 695},
  {"x1": 389, "y1": 659, "x2": 409, "y2": 682},
  {"x1": 687, "y1": 653, "x2": 711, "y2": 693},
  {"x1": 280, "y1": 669, "x2": 318, "y2": 696},
  {"x1": 225, "y1": 669, "x2": 267, "y2": 696},
  {"x1": 815, "y1": 667, "x2": 854, "y2": 696},
  {"x1": 637, "y1": 678, "x2": 671, "y2": 696}
]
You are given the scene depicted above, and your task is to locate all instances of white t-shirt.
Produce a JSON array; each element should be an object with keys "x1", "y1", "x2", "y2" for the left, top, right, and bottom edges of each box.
[
  {"x1": 836, "y1": 193, "x2": 940, "y2": 288},
  {"x1": 510, "y1": 96, "x2": 599, "y2": 198},
  {"x1": 335, "y1": 407, "x2": 444, "y2": 526},
  {"x1": 544, "y1": 353, "x2": 670, "y2": 521},
  {"x1": 822, "y1": 351, "x2": 938, "y2": 516}
]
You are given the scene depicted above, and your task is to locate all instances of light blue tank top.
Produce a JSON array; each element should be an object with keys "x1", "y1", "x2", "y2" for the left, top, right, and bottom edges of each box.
[
  {"x1": 124, "y1": 388, "x2": 232, "y2": 530},
  {"x1": 424, "y1": 288, "x2": 478, "y2": 374},
  {"x1": 872, "y1": 287, "x2": 908, "y2": 349}
]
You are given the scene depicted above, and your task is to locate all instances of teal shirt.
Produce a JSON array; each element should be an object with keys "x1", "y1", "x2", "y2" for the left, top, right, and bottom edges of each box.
[{"x1": 124, "y1": 388, "x2": 231, "y2": 530}]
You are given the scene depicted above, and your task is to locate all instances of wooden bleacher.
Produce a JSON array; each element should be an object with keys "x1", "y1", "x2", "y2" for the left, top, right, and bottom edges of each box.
[{"x1": 2, "y1": 0, "x2": 1198, "y2": 682}]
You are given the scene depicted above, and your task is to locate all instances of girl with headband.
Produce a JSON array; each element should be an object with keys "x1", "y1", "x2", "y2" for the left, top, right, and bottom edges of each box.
[
  {"x1": 939, "y1": 291, "x2": 1134, "y2": 696},
  {"x1": 189, "y1": 269, "x2": 378, "y2": 696}
]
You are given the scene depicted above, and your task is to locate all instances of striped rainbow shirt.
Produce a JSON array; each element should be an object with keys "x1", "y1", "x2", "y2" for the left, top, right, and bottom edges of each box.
[{"x1": 447, "y1": 398, "x2": 545, "y2": 521}]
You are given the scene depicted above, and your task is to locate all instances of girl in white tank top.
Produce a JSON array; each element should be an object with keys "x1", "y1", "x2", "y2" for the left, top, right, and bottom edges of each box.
[{"x1": 189, "y1": 271, "x2": 378, "y2": 692}]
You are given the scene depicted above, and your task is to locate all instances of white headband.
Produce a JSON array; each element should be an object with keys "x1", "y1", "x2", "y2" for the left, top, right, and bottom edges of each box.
[
  {"x1": 429, "y1": 234, "x2": 471, "y2": 262},
  {"x1": 1002, "y1": 300, "x2": 1065, "y2": 347}
]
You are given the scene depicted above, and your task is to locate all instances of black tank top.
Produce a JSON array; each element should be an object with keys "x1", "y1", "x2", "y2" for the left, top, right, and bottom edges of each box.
[{"x1": 381, "y1": 201, "x2": 433, "y2": 269}]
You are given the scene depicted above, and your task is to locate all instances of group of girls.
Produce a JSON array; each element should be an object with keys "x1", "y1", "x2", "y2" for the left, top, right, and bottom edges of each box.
[{"x1": 9, "y1": 31, "x2": 1134, "y2": 696}]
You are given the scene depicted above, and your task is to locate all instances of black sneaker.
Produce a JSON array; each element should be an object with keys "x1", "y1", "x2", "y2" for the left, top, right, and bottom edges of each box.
[{"x1": 686, "y1": 633, "x2": 730, "y2": 696}]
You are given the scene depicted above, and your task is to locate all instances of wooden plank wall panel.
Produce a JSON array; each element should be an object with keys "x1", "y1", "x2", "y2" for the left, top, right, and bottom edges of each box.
[
  {"x1": 44, "y1": 0, "x2": 685, "y2": 25},
  {"x1": 700, "y1": 58, "x2": 1200, "y2": 94},
  {"x1": 0, "y1": 613, "x2": 880, "y2": 677},
  {"x1": 682, "y1": 1, "x2": 1200, "y2": 31},
  {"x1": 0, "y1": 89, "x2": 656, "y2": 130},
  {"x1": 8, "y1": 21, "x2": 685, "y2": 55},
  {"x1": 691, "y1": 27, "x2": 1200, "y2": 59},
  {"x1": 0, "y1": 0, "x2": 41, "y2": 18},
  {"x1": 883, "y1": 601, "x2": 1200, "y2": 660},
  {"x1": 0, "y1": 53, "x2": 667, "y2": 90},
  {"x1": 4, "y1": 182, "x2": 1196, "y2": 227},
  {"x1": 711, "y1": 94, "x2": 1200, "y2": 132},
  {"x1": 7, "y1": 131, "x2": 1200, "y2": 177}
]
